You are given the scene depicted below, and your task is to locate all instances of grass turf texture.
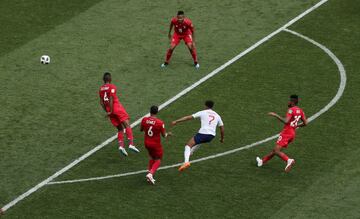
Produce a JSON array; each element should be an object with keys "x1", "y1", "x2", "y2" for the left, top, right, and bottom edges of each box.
[{"x1": 1, "y1": 0, "x2": 360, "y2": 218}]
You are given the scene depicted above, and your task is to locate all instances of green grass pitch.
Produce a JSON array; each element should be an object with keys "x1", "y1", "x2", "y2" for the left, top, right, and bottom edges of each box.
[{"x1": 1, "y1": 0, "x2": 360, "y2": 218}]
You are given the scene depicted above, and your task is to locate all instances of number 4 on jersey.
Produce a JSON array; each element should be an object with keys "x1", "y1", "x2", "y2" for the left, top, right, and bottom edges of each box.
[{"x1": 103, "y1": 92, "x2": 109, "y2": 101}]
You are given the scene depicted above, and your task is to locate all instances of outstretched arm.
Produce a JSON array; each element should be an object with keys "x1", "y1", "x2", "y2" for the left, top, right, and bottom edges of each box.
[
  {"x1": 268, "y1": 112, "x2": 291, "y2": 124},
  {"x1": 171, "y1": 115, "x2": 194, "y2": 126}
]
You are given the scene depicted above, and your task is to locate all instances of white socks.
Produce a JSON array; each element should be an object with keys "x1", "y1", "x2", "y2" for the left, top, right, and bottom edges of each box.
[
  {"x1": 184, "y1": 145, "x2": 191, "y2": 163},
  {"x1": 190, "y1": 145, "x2": 201, "y2": 155}
]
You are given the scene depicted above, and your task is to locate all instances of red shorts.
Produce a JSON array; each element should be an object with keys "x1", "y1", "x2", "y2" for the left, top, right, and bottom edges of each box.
[
  {"x1": 171, "y1": 33, "x2": 193, "y2": 46},
  {"x1": 109, "y1": 111, "x2": 129, "y2": 127},
  {"x1": 276, "y1": 133, "x2": 295, "y2": 148},
  {"x1": 145, "y1": 144, "x2": 163, "y2": 159}
]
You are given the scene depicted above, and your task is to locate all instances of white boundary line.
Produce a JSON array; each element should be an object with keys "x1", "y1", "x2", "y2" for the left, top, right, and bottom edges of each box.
[
  {"x1": 48, "y1": 28, "x2": 347, "y2": 185},
  {"x1": 1, "y1": 0, "x2": 329, "y2": 212}
]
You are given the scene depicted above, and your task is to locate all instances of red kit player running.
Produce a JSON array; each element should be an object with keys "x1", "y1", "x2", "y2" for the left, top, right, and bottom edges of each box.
[
  {"x1": 140, "y1": 106, "x2": 172, "y2": 185},
  {"x1": 99, "y1": 72, "x2": 140, "y2": 156},
  {"x1": 161, "y1": 10, "x2": 199, "y2": 69},
  {"x1": 256, "y1": 95, "x2": 308, "y2": 172}
]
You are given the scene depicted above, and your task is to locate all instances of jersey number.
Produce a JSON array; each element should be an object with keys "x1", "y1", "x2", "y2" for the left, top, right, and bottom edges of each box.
[
  {"x1": 103, "y1": 92, "x2": 109, "y2": 101},
  {"x1": 290, "y1": 115, "x2": 301, "y2": 127},
  {"x1": 208, "y1": 115, "x2": 215, "y2": 125},
  {"x1": 147, "y1": 126, "x2": 153, "y2": 137}
]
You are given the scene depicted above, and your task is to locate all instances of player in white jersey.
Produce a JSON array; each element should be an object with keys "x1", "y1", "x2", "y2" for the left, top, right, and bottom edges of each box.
[{"x1": 171, "y1": 100, "x2": 224, "y2": 171}]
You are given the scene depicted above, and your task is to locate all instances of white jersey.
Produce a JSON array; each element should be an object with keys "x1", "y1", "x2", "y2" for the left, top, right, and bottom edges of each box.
[{"x1": 192, "y1": 109, "x2": 224, "y2": 136}]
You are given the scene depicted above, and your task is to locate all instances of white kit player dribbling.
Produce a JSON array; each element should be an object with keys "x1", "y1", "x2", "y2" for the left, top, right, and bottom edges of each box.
[{"x1": 171, "y1": 100, "x2": 225, "y2": 171}]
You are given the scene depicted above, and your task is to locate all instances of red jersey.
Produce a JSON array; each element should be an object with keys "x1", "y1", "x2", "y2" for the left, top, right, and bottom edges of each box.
[
  {"x1": 141, "y1": 116, "x2": 165, "y2": 147},
  {"x1": 281, "y1": 106, "x2": 305, "y2": 135},
  {"x1": 171, "y1": 17, "x2": 194, "y2": 35},
  {"x1": 99, "y1": 83, "x2": 125, "y2": 114}
]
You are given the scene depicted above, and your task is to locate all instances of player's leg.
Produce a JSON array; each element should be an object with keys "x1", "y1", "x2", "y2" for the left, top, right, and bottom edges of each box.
[
  {"x1": 162, "y1": 35, "x2": 180, "y2": 67},
  {"x1": 184, "y1": 35, "x2": 199, "y2": 68},
  {"x1": 116, "y1": 125, "x2": 128, "y2": 156},
  {"x1": 179, "y1": 134, "x2": 215, "y2": 171},
  {"x1": 274, "y1": 144, "x2": 295, "y2": 172},
  {"x1": 146, "y1": 147, "x2": 162, "y2": 185},
  {"x1": 273, "y1": 144, "x2": 289, "y2": 162},
  {"x1": 256, "y1": 150, "x2": 275, "y2": 167},
  {"x1": 121, "y1": 119, "x2": 140, "y2": 153},
  {"x1": 190, "y1": 144, "x2": 201, "y2": 155},
  {"x1": 109, "y1": 115, "x2": 128, "y2": 156},
  {"x1": 178, "y1": 137, "x2": 196, "y2": 171},
  {"x1": 148, "y1": 159, "x2": 155, "y2": 172}
]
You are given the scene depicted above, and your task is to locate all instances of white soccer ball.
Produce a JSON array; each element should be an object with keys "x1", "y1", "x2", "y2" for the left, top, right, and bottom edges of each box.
[{"x1": 40, "y1": 55, "x2": 50, "y2": 64}]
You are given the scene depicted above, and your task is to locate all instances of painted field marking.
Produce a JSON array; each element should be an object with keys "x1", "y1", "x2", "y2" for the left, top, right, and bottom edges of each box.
[
  {"x1": 48, "y1": 28, "x2": 347, "y2": 185},
  {"x1": 1, "y1": 0, "x2": 329, "y2": 212}
]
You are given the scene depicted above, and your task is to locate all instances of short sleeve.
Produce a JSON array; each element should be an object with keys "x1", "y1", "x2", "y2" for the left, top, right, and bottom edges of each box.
[
  {"x1": 192, "y1": 111, "x2": 202, "y2": 119},
  {"x1": 171, "y1": 17, "x2": 177, "y2": 24},
  {"x1": 110, "y1": 85, "x2": 117, "y2": 97},
  {"x1": 218, "y1": 116, "x2": 224, "y2": 127},
  {"x1": 286, "y1": 109, "x2": 293, "y2": 117},
  {"x1": 141, "y1": 118, "x2": 146, "y2": 127},
  {"x1": 188, "y1": 20, "x2": 194, "y2": 31}
]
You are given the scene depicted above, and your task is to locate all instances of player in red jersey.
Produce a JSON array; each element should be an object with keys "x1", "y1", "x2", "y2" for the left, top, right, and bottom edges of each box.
[
  {"x1": 140, "y1": 106, "x2": 172, "y2": 185},
  {"x1": 161, "y1": 10, "x2": 199, "y2": 69},
  {"x1": 256, "y1": 95, "x2": 308, "y2": 172},
  {"x1": 99, "y1": 72, "x2": 140, "y2": 156}
]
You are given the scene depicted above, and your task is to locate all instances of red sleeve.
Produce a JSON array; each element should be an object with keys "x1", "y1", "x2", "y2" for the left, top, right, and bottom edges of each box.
[
  {"x1": 109, "y1": 85, "x2": 117, "y2": 97},
  {"x1": 141, "y1": 118, "x2": 145, "y2": 128},
  {"x1": 187, "y1": 19, "x2": 194, "y2": 32},
  {"x1": 171, "y1": 17, "x2": 177, "y2": 25},
  {"x1": 159, "y1": 120, "x2": 166, "y2": 133}
]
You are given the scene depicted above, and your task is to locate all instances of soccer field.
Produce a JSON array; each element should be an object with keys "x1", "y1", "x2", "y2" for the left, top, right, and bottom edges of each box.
[{"x1": 1, "y1": 0, "x2": 360, "y2": 218}]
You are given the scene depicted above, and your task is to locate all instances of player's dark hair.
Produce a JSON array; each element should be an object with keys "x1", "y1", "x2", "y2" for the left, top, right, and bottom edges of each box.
[
  {"x1": 103, "y1": 72, "x2": 111, "y2": 83},
  {"x1": 290, "y1": 94, "x2": 299, "y2": 105},
  {"x1": 150, "y1": 105, "x2": 159, "y2": 115},
  {"x1": 177, "y1": 10, "x2": 184, "y2": 15},
  {"x1": 205, "y1": 100, "x2": 214, "y2": 109}
]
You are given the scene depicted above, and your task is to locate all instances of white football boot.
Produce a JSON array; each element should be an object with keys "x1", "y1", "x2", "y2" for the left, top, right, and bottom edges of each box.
[
  {"x1": 194, "y1": 62, "x2": 200, "y2": 69},
  {"x1": 119, "y1": 147, "x2": 128, "y2": 156},
  {"x1": 256, "y1": 157, "x2": 263, "y2": 167},
  {"x1": 129, "y1": 145, "x2": 140, "y2": 153},
  {"x1": 285, "y1": 159, "x2": 295, "y2": 172},
  {"x1": 146, "y1": 173, "x2": 156, "y2": 185}
]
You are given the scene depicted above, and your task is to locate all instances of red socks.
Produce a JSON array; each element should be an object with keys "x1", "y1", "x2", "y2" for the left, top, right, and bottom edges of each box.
[
  {"x1": 190, "y1": 47, "x2": 197, "y2": 63},
  {"x1": 125, "y1": 127, "x2": 134, "y2": 145},
  {"x1": 278, "y1": 152, "x2": 289, "y2": 162},
  {"x1": 165, "y1": 49, "x2": 173, "y2": 63},
  {"x1": 117, "y1": 131, "x2": 124, "y2": 148},
  {"x1": 148, "y1": 160, "x2": 155, "y2": 171},
  {"x1": 149, "y1": 159, "x2": 161, "y2": 175},
  {"x1": 262, "y1": 151, "x2": 289, "y2": 163},
  {"x1": 262, "y1": 153, "x2": 275, "y2": 164}
]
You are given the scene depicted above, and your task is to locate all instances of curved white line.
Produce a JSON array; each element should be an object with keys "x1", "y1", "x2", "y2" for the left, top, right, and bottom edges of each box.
[
  {"x1": 48, "y1": 29, "x2": 347, "y2": 185},
  {"x1": 0, "y1": 1, "x2": 330, "y2": 211}
]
